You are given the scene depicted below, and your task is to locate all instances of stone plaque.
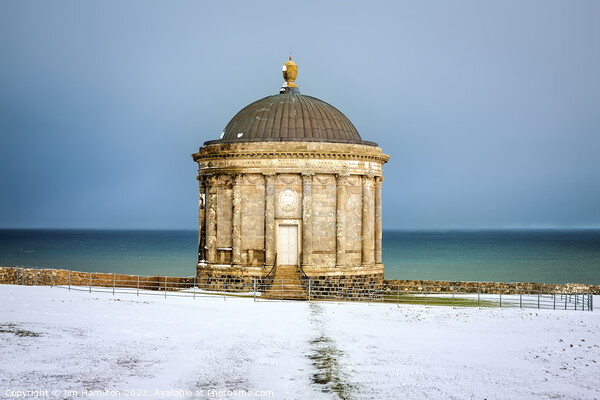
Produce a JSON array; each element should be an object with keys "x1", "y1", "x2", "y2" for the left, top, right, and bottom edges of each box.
[{"x1": 279, "y1": 189, "x2": 298, "y2": 212}]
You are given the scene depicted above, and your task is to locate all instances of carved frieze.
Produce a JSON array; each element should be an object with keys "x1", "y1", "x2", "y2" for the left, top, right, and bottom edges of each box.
[
  {"x1": 345, "y1": 175, "x2": 361, "y2": 186},
  {"x1": 314, "y1": 174, "x2": 334, "y2": 185},
  {"x1": 216, "y1": 174, "x2": 232, "y2": 186},
  {"x1": 277, "y1": 173, "x2": 301, "y2": 185},
  {"x1": 244, "y1": 173, "x2": 263, "y2": 185}
]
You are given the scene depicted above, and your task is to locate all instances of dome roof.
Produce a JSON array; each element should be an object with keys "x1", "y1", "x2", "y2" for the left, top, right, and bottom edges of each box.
[
  {"x1": 205, "y1": 93, "x2": 375, "y2": 146},
  {"x1": 207, "y1": 93, "x2": 370, "y2": 144},
  {"x1": 204, "y1": 57, "x2": 377, "y2": 147}
]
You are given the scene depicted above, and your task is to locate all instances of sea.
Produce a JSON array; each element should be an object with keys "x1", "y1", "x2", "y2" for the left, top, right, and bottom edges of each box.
[{"x1": 0, "y1": 229, "x2": 599, "y2": 284}]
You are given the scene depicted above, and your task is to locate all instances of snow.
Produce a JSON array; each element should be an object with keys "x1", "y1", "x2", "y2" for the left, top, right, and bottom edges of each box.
[{"x1": 1, "y1": 285, "x2": 599, "y2": 399}]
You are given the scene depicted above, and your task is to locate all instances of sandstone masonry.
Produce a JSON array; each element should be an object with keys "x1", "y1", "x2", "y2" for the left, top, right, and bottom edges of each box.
[{"x1": 192, "y1": 141, "x2": 389, "y2": 292}]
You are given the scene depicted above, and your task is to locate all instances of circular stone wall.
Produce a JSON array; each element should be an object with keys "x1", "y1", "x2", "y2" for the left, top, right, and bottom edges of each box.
[{"x1": 192, "y1": 141, "x2": 389, "y2": 293}]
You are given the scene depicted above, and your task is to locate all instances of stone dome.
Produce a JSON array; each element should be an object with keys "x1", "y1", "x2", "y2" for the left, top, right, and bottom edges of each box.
[{"x1": 205, "y1": 94, "x2": 376, "y2": 147}]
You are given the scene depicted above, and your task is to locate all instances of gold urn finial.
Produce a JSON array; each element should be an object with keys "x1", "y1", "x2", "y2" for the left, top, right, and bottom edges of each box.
[{"x1": 281, "y1": 56, "x2": 299, "y2": 93}]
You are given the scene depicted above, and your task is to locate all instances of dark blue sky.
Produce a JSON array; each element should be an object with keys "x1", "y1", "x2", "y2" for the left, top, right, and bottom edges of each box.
[{"x1": 1, "y1": 1, "x2": 599, "y2": 229}]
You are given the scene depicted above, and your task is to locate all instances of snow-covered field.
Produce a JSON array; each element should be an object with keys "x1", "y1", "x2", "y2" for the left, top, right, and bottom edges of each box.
[{"x1": 1, "y1": 285, "x2": 598, "y2": 400}]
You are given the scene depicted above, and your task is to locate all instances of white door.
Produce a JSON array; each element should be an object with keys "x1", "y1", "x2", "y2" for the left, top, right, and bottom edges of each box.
[{"x1": 277, "y1": 225, "x2": 298, "y2": 265}]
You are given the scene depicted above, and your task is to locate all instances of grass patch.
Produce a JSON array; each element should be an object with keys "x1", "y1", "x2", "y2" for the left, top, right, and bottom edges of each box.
[
  {"x1": 383, "y1": 294, "x2": 497, "y2": 308},
  {"x1": 0, "y1": 323, "x2": 41, "y2": 337}
]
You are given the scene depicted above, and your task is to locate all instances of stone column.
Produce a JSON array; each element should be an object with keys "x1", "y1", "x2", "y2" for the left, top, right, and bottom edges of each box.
[
  {"x1": 336, "y1": 174, "x2": 348, "y2": 267},
  {"x1": 198, "y1": 176, "x2": 206, "y2": 263},
  {"x1": 232, "y1": 174, "x2": 242, "y2": 265},
  {"x1": 264, "y1": 174, "x2": 276, "y2": 268},
  {"x1": 361, "y1": 176, "x2": 375, "y2": 266},
  {"x1": 302, "y1": 173, "x2": 313, "y2": 267},
  {"x1": 374, "y1": 176, "x2": 384, "y2": 264},
  {"x1": 205, "y1": 175, "x2": 218, "y2": 264}
]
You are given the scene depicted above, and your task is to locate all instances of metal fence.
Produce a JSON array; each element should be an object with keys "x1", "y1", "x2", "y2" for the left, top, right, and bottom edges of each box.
[
  {"x1": 9, "y1": 266, "x2": 594, "y2": 311},
  {"x1": 391, "y1": 285, "x2": 593, "y2": 311}
]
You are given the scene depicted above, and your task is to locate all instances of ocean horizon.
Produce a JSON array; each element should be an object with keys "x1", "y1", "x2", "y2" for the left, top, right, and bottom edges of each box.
[{"x1": 1, "y1": 228, "x2": 599, "y2": 285}]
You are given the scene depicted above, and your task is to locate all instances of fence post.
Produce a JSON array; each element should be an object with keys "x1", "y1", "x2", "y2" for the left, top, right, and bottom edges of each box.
[
  {"x1": 424, "y1": 286, "x2": 427, "y2": 307},
  {"x1": 253, "y1": 278, "x2": 256, "y2": 302},
  {"x1": 68, "y1": 270, "x2": 71, "y2": 291},
  {"x1": 113, "y1": 273, "x2": 116, "y2": 295},
  {"x1": 499, "y1": 291, "x2": 502, "y2": 308},
  {"x1": 137, "y1": 275, "x2": 140, "y2": 296},
  {"x1": 308, "y1": 279, "x2": 312, "y2": 302},
  {"x1": 538, "y1": 288, "x2": 540, "y2": 309},
  {"x1": 477, "y1": 286, "x2": 480, "y2": 308},
  {"x1": 281, "y1": 279, "x2": 283, "y2": 302},
  {"x1": 565, "y1": 292, "x2": 567, "y2": 310},
  {"x1": 590, "y1": 294, "x2": 593, "y2": 312},
  {"x1": 194, "y1": 276, "x2": 197, "y2": 300},
  {"x1": 553, "y1": 290, "x2": 556, "y2": 310},
  {"x1": 397, "y1": 285, "x2": 400, "y2": 307},
  {"x1": 50, "y1": 268, "x2": 53, "y2": 288},
  {"x1": 89, "y1": 272, "x2": 92, "y2": 293},
  {"x1": 452, "y1": 287, "x2": 454, "y2": 308},
  {"x1": 35, "y1": 267, "x2": 37, "y2": 286},
  {"x1": 16, "y1": 267, "x2": 19, "y2": 285},
  {"x1": 164, "y1": 276, "x2": 167, "y2": 298}
]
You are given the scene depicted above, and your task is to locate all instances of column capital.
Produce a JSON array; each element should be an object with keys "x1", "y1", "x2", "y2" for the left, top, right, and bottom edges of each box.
[
  {"x1": 233, "y1": 173, "x2": 243, "y2": 184},
  {"x1": 205, "y1": 174, "x2": 219, "y2": 186},
  {"x1": 361, "y1": 175, "x2": 374, "y2": 187},
  {"x1": 302, "y1": 173, "x2": 314, "y2": 184},
  {"x1": 263, "y1": 173, "x2": 276, "y2": 184},
  {"x1": 335, "y1": 173, "x2": 351, "y2": 185}
]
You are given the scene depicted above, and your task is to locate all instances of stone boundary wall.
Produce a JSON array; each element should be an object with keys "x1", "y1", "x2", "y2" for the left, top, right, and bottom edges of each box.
[
  {"x1": 0, "y1": 267, "x2": 194, "y2": 291},
  {"x1": 1, "y1": 267, "x2": 598, "y2": 295},
  {"x1": 309, "y1": 273, "x2": 384, "y2": 300},
  {"x1": 383, "y1": 279, "x2": 600, "y2": 295}
]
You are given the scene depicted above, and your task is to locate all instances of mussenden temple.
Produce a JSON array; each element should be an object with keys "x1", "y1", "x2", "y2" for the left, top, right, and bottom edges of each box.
[{"x1": 192, "y1": 57, "x2": 389, "y2": 298}]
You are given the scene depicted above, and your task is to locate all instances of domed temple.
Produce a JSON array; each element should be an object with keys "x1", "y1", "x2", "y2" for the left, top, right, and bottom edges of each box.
[{"x1": 192, "y1": 57, "x2": 389, "y2": 295}]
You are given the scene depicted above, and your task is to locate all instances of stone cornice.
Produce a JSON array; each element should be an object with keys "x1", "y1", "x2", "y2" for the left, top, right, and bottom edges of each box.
[{"x1": 192, "y1": 142, "x2": 390, "y2": 164}]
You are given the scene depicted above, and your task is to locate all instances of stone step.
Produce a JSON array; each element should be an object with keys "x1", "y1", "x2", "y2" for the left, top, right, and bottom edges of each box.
[
  {"x1": 261, "y1": 265, "x2": 308, "y2": 300},
  {"x1": 261, "y1": 291, "x2": 308, "y2": 300}
]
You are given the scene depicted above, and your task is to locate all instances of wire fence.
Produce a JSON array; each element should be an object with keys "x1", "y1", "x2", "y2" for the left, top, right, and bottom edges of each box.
[{"x1": 7, "y1": 266, "x2": 595, "y2": 311}]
